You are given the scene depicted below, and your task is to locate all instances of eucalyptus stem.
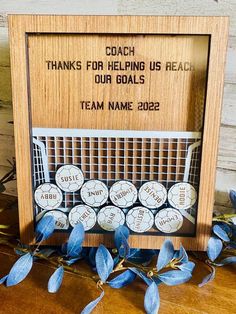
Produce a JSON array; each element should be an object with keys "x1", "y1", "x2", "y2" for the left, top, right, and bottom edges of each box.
[
  {"x1": 0, "y1": 238, "x2": 196, "y2": 287},
  {"x1": 213, "y1": 214, "x2": 236, "y2": 221},
  {"x1": 123, "y1": 259, "x2": 151, "y2": 272},
  {"x1": 0, "y1": 241, "x2": 97, "y2": 282},
  {"x1": 222, "y1": 249, "x2": 236, "y2": 256},
  {"x1": 113, "y1": 258, "x2": 125, "y2": 272},
  {"x1": 34, "y1": 253, "x2": 97, "y2": 282}
]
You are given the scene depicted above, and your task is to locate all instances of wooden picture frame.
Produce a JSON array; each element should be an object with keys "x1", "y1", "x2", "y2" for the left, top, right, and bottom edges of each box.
[{"x1": 8, "y1": 15, "x2": 229, "y2": 250}]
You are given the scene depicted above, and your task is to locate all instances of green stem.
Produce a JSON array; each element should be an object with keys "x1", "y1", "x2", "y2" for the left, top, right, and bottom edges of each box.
[
  {"x1": 213, "y1": 214, "x2": 236, "y2": 221},
  {"x1": 123, "y1": 259, "x2": 151, "y2": 272},
  {"x1": 0, "y1": 242, "x2": 96, "y2": 282}
]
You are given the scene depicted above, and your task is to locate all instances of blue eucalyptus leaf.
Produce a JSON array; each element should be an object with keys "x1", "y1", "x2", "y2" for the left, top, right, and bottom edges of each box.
[
  {"x1": 108, "y1": 270, "x2": 136, "y2": 288},
  {"x1": 213, "y1": 225, "x2": 230, "y2": 242},
  {"x1": 198, "y1": 266, "x2": 215, "y2": 287},
  {"x1": 61, "y1": 242, "x2": 67, "y2": 254},
  {"x1": 216, "y1": 222, "x2": 232, "y2": 235},
  {"x1": 95, "y1": 245, "x2": 114, "y2": 282},
  {"x1": 152, "y1": 276, "x2": 162, "y2": 286},
  {"x1": 229, "y1": 190, "x2": 236, "y2": 209},
  {"x1": 158, "y1": 270, "x2": 192, "y2": 286},
  {"x1": 67, "y1": 223, "x2": 85, "y2": 258},
  {"x1": 144, "y1": 282, "x2": 160, "y2": 314},
  {"x1": 88, "y1": 248, "x2": 97, "y2": 267},
  {"x1": 129, "y1": 250, "x2": 153, "y2": 264},
  {"x1": 35, "y1": 215, "x2": 55, "y2": 243},
  {"x1": 157, "y1": 239, "x2": 174, "y2": 271},
  {"x1": 65, "y1": 256, "x2": 82, "y2": 266},
  {"x1": 128, "y1": 249, "x2": 156, "y2": 264},
  {"x1": 178, "y1": 261, "x2": 195, "y2": 273},
  {"x1": 114, "y1": 225, "x2": 130, "y2": 249},
  {"x1": 113, "y1": 255, "x2": 120, "y2": 266},
  {"x1": 129, "y1": 248, "x2": 141, "y2": 257},
  {"x1": 119, "y1": 233, "x2": 130, "y2": 258},
  {"x1": 48, "y1": 266, "x2": 64, "y2": 293},
  {"x1": 141, "y1": 252, "x2": 156, "y2": 267},
  {"x1": 0, "y1": 275, "x2": 8, "y2": 284},
  {"x1": 214, "y1": 256, "x2": 236, "y2": 266},
  {"x1": 173, "y1": 251, "x2": 179, "y2": 259},
  {"x1": 6, "y1": 253, "x2": 33, "y2": 287},
  {"x1": 129, "y1": 267, "x2": 152, "y2": 286},
  {"x1": 142, "y1": 260, "x2": 153, "y2": 267},
  {"x1": 81, "y1": 290, "x2": 104, "y2": 314},
  {"x1": 177, "y1": 244, "x2": 188, "y2": 263},
  {"x1": 207, "y1": 236, "x2": 223, "y2": 262},
  {"x1": 14, "y1": 248, "x2": 27, "y2": 256}
]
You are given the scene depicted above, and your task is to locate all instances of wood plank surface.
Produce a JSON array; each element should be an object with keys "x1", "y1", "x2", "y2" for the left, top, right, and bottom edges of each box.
[
  {"x1": 0, "y1": 193, "x2": 235, "y2": 314},
  {"x1": 0, "y1": 247, "x2": 235, "y2": 314},
  {"x1": 218, "y1": 125, "x2": 236, "y2": 171},
  {"x1": 118, "y1": 0, "x2": 236, "y2": 36}
]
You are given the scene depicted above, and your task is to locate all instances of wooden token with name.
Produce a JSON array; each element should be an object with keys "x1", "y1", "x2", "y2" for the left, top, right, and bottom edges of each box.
[
  {"x1": 55, "y1": 165, "x2": 84, "y2": 192},
  {"x1": 34, "y1": 183, "x2": 63, "y2": 210}
]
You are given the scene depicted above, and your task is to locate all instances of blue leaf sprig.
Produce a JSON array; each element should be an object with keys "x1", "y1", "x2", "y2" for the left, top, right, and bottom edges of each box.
[
  {"x1": 198, "y1": 189, "x2": 236, "y2": 287},
  {"x1": 1, "y1": 189, "x2": 236, "y2": 313},
  {"x1": 0, "y1": 219, "x2": 195, "y2": 314},
  {"x1": 0, "y1": 214, "x2": 56, "y2": 287}
]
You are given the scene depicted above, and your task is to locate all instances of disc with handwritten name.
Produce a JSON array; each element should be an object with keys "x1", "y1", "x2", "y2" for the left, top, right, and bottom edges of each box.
[
  {"x1": 55, "y1": 165, "x2": 84, "y2": 192},
  {"x1": 168, "y1": 182, "x2": 197, "y2": 210},
  {"x1": 68, "y1": 205, "x2": 96, "y2": 230},
  {"x1": 109, "y1": 180, "x2": 138, "y2": 208},
  {"x1": 97, "y1": 205, "x2": 125, "y2": 231},
  {"x1": 44, "y1": 210, "x2": 69, "y2": 230},
  {"x1": 155, "y1": 208, "x2": 183, "y2": 233},
  {"x1": 80, "y1": 180, "x2": 109, "y2": 207},
  {"x1": 126, "y1": 206, "x2": 154, "y2": 233},
  {"x1": 34, "y1": 183, "x2": 63, "y2": 210},
  {"x1": 138, "y1": 181, "x2": 167, "y2": 209}
]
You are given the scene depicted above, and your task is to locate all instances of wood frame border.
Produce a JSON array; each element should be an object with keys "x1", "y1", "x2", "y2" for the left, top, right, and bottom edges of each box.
[{"x1": 8, "y1": 15, "x2": 229, "y2": 250}]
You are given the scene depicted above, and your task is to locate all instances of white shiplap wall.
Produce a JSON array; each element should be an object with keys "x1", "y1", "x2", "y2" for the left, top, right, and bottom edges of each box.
[{"x1": 0, "y1": 0, "x2": 235, "y2": 213}]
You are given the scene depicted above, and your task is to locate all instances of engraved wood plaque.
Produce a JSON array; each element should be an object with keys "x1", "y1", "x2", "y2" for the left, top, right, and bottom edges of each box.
[{"x1": 9, "y1": 15, "x2": 229, "y2": 250}]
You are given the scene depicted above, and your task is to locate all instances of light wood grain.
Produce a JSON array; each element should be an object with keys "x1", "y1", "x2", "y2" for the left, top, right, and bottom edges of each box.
[
  {"x1": 221, "y1": 83, "x2": 236, "y2": 126},
  {"x1": 28, "y1": 33, "x2": 208, "y2": 131},
  {"x1": 1, "y1": 0, "x2": 236, "y2": 34},
  {"x1": 218, "y1": 125, "x2": 236, "y2": 171},
  {"x1": 215, "y1": 167, "x2": 236, "y2": 207},
  {"x1": 118, "y1": 0, "x2": 236, "y2": 35},
  {"x1": 0, "y1": 247, "x2": 236, "y2": 314},
  {"x1": 8, "y1": 15, "x2": 228, "y2": 250},
  {"x1": 225, "y1": 36, "x2": 236, "y2": 84},
  {"x1": 0, "y1": 1, "x2": 118, "y2": 15}
]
